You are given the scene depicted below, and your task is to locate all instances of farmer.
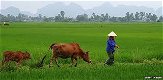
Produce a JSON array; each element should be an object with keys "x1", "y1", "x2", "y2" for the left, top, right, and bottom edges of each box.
[{"x1": 105, "y1": 31, "x2": 119, "y2": 65}]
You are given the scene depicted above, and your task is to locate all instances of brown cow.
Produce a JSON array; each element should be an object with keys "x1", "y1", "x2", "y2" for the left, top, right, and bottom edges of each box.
[
  {"x1": 2, "y1": 51, "x2": 31, "y2": 66},
  {"x1": 49, "y1": 43, "x2": 91, "y2": 67}
]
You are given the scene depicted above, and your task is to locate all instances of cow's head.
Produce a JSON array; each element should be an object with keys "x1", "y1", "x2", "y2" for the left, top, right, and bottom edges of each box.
[
  {"x1": 83, "y1": 51, "x2": 91, "y2": 63},
  {"x1": 24, "y1": 51, "x2": 31, "y2": 59}
]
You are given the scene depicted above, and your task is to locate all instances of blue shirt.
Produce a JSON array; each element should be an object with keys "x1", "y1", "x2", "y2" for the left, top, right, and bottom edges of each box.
[{"x1": 106, "y1": 39, "x2": 116, "y2": 53}]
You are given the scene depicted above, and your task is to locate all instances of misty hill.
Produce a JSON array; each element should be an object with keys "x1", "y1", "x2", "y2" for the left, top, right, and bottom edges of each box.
[
  {"x1": 0, "y1": 6, "x2": 34, "y2": 16},
  {"x1": 36, "y1": 2, "x2": 162, "y2": 17},
  {"x1": 156, "y1": 7, "x2": 163, "y2": 16},
  {"x1": 0, "y1": 2, "x2": 162, "y2": 17},
  {"x1": 21, "y1": 11, "x2": 34, "y2": 16},
  {"x1": 86, "y1": 2, "x2": 156, "y2": 16},
  {"x1": 36, "y1": 2, "x2": 85, "y2": 17},
  {"x1": 0, "y1": 6, "x2": 20, "y2": 16}
]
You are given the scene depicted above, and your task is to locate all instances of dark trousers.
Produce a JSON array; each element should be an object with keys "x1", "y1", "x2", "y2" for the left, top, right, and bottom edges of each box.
[{"x1": 105, "y1": 52, "x2": 114, "y2": 65}]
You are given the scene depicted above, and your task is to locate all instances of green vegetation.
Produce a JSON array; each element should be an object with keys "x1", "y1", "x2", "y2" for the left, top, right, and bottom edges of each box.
[{"x1": 0, "y1": 22, "x2": 163, "y2": 80}]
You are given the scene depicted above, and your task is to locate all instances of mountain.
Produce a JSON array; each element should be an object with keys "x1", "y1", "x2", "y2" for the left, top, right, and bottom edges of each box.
[
  {"x1": 85, "y1": 2, "x2": 114, "y2": 16},
  {"x1": 0, "y1": 2, "x2": 162, "y2": 17},
  {"x1": 85, "y1": 2, "x2": 155, "y2": 16},
  {"x1": 0, "y1": 6, "x2": 34, "y2": 16},
  {"x1": 21, "y1": 11, "x2": 34, "y2": 16},
  {"x1": 0, "y1": 6, "x2": 20, "y2": 16},
  {"x1": 36, "y1": 2, "x2": 160, "y2": 17},
  {"x1": 36, "y1": 2, "x2": 85, "y2": 17},
  {"x1": 66, "y1": 3, "x2": 85, "y2": 17},
  {"x1": 156, "y1": 7, "x2": 163, "y2": 16}
]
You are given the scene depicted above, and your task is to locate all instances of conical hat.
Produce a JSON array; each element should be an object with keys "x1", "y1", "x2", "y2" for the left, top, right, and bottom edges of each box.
[{"x1": 108, "y1": 31, "x2": 117, "y2": 36}]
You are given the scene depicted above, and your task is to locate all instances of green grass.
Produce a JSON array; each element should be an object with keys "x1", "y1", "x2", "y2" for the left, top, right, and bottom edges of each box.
[
  {"x1": 0, "y1": 22, "x2": 163, "y2": 80},
  {"x1": 1, "y1": 63, "x2": 163, "y2": 80}
]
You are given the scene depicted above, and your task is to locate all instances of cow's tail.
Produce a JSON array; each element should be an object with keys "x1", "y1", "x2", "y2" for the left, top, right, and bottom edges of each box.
[
  {"x1": 36, "y1": 54, "x2": 47, "y2": 68},
  {"x1": 40, "y1": 54, "x2": 47, "y2": 65}
]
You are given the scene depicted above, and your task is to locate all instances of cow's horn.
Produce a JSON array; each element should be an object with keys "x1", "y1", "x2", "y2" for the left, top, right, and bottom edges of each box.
[{"x1": 87, "y1": 51, "x2": 89, "y2": 53}]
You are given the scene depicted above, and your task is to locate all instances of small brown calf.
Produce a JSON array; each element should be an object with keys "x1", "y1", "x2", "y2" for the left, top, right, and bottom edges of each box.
[{"x1": 2, "y1": 51, "x2": 31, "y2": 66}]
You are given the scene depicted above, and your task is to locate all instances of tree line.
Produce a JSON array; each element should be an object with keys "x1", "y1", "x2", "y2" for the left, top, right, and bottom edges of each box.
[{"x1": 0, "y1": 11, "x2": 163, "y2": 22}]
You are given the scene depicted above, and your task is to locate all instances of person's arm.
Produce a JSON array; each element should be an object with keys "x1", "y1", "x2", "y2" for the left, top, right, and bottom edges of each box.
[
  {"x1": 115, "y1": 45, "x2": 119, "y2": 48},
  {"x1": 108, "y1": 39, "x2": 119, "y2": 48}
]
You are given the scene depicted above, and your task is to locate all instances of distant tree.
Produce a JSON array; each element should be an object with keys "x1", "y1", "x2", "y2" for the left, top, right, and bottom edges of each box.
[
  {"x1": 96, "y1": 15, "x2": 102, "y2": 21},
  {"x1": 140, "y1": 12, "x2": 145, "y2": 20},
  {"x1": 125, "y1": 12, "x2": 129, "y2": 21},
  {"x1": 60, "y1": 11, "x2": 65, "y2": 19},
  {"x1": 158, "y1": 16, "x2": 163, "y2": 22},
  {"x1": 124, "y1": 12, "x2": 134, "y2": 22},
  {"x1": 43, "y1": 16, "x2": 55, "y2": 22},
  {"x1": 146, "y1": 13, "x2": 152, "y2": 22},
  {"x1": 49, "y1": 17, "x2": 55, "y2": 22},
  {"x1": 39, "y1": 14, "x2": 42, "y2": 19},
  {"x1": 150, "y1": 14, "x2": 158, "y2": 22},
  {"x1": 55, "y1": 14, "x2": 62, "y2": 22},
  {"x1": 0, "y1": 14, "x2": 3, "y2": 21},
  {"x1": 17, "y1": 13, "x2": 22, "y2": 21},
  {"x1": 92, "y1": 13, "x2": 96, "y2": 18},
  {"x1": 117, "y1": 17, "x2": 126, "y2": 22},
  {"x1": 91, "y1": 13, "x2": 101, "y2": 22},
  {"x1": 8, "y1": 14, "x2": 16, "y2": 22},
  {"x1": 0, "y1": 11, "x2": 161, "y2": 22},
  {"x1": 0, "y1": 14, "x2": 6, "y2": 22},
  {"x1": 104, "y1": 13, "x2": 109, "y2": 21},
  {"x1": 125, "y1": 12, "x2": 130, "y2": 21},
  {"x1": 101, "y1": 14, "x2": 105, "y2": 21},
  {"x1": 76, "y1": 14, "x2": 89, "y2": 22},
  {"x1": 129, "y1": 13, "x2": 134, "y2": 21},
  {"x1": 89, "y1": 16, "x2": 94, "y2": 21},
  {"x1": 109, "y1": 16, "x2": 117, "y2": 22},
  {"x1": 38, "y1": 14, "x2": 42, "y2": 21},
  {"x1": 43, "y1": 16, "x2": 48, "y2": 22},
  {"x1": 63, "y1": 17, "x2": 74, "y2": 22},
  {"x1": 135, "y1": 12, "x2": 140, "y2": 20}
]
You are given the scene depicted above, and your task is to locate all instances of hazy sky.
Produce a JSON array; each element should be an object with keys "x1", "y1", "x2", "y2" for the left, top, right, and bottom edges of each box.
[{"x1": 1, "y1": 0, "x2": 162, "y2": 13}]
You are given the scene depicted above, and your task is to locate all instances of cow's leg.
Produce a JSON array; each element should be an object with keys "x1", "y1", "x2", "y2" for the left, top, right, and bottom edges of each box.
[
  {"x1": 49, "y1": 50, "x2": 58, "y2": 67},
  {"x1": 74, "y1": 57, "x2": 77, "y2": 67},
  {"x1": 2, "y1": 59, "x2": 5, "y2": 66},
  {"x1": 54, "y1": 57, "x2": 60, "y2": 67},
  {"x1": 2, "y1": 58, "x2": 9, "y2": 66},
  {"x1": 70, "y1": 54, "x2": 77, "y2": 67},
  {"x1": 70, "y1": 57, "x2": 75, "y2": 67},
  {"x1": 16, "y1": 60, "x2": 22, "y2": 68},
  {"x1": 1, "y1": 57, "x2": 4, "y2": 66},
  {"x1": 49, "y1": 54, "x2": 55, "y2": 68},
  {"x1": 2, "y1": 59, "x2": 6, "y2": 66},
  {"x1": 49, "y1": 54, "x2": 60, "y2": 67}
]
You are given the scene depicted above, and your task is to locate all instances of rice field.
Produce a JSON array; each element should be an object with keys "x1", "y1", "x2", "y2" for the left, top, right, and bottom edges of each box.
[{"x1": 0, "y1": 22, "x2": 163, "y2": 80}]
